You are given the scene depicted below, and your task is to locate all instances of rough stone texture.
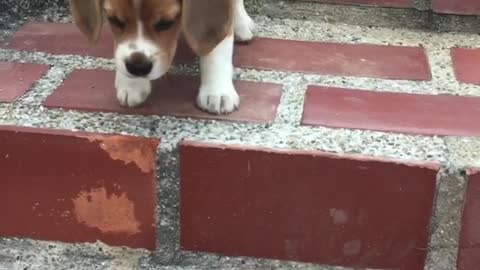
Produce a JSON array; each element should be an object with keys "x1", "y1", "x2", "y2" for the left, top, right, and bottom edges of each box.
[{"x1": 245, "y1": 0, "x2": 480, "y2": 33}]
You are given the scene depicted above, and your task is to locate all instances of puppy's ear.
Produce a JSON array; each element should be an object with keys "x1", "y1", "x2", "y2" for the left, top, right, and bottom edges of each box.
[
  {"x1": 181, "y1": 0, "x2": 234, "y2": 56},
  {"x1": 70, "y1": 0, "x2": 104, "y2": 44}
]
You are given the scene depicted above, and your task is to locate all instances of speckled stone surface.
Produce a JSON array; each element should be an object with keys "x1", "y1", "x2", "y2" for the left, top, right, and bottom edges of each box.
[{"x1": 0, "y1": 1, "x2": 479, "y2": 269}]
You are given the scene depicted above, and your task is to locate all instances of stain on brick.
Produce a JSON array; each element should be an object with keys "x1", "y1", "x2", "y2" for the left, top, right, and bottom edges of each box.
[
  {"x1": 73, "y1": 187, "x2": 141, "y2": 235},
  {"x1": 86, "y1": 135, "x2": 157, "y2": 174},
  {"x1": 0, "y1": 126, "x2": 158, "y2": 250}
]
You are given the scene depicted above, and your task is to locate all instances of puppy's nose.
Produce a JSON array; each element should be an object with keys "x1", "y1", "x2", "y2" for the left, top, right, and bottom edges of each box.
[{"x1": 125, "y1": 52, "x2": 153, "y2": 77}]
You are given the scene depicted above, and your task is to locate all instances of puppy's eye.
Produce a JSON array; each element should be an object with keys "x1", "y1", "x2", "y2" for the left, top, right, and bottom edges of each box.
[
  {"x1": 108, "y1": 17, "x2": 126, "y2": 30},
  {"x1": 154, "y1": 20, "x2": 174, "y2": 32}
]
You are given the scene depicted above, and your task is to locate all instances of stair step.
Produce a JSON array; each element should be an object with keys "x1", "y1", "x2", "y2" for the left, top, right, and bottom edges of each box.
[
  {"x1": 0, "y1": 126, "x2": 158, "y2": 250},
  {"x1": 180, "y1": 141, "x2": 438, "y2": 269}
]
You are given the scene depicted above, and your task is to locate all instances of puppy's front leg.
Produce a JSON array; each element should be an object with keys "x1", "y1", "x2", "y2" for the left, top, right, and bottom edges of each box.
[
  {"x1": 196, "y1": 35, "x2": 239, "y2": 115},
  {"x1": 234, "y1": 0, "x2": 255, "y2": 42},
  {"x1": 115, "y1": 69, "x2": 152, "y2": 108}
]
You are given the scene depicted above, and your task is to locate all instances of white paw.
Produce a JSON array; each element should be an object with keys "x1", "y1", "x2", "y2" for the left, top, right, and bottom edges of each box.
[
  {"x1": 115, "y1": 72, "x2": 151, "y2": 108},
  {"x1": 234, "y1": 14, "x2": 255, "y2": 42},
  {"x1": 196, "y1": 83, "x2": 240, "y2": 114}
]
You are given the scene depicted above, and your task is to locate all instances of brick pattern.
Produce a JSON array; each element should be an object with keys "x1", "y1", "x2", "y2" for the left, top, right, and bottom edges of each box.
[
  {"x1": 180, "y1": 141, "x2": 438, "y2": 269},
  {"x1": 432, "y1": 0, "x2": 480, "y2": 15},
  {"x1": 301, "y1": 86, "x2": 480, "y2": 136},
  {"x1": 299, "y1": 0, "x2": 413, "y2": 8},
  {"x1": 451, "y1": 48, "x2": 480, "y2": 85},
  {"x1": 7, "y1": 23, "x2": 431, "y2": 81},
  {"x1": 0, "y1": 126, "x2": 158, "y2": 250},
  {"x1": 457, "y1": 171, "x2": 480, "y2": 270},
  {"x1": 0, "y1": 62, "x2": 49, "y2": 102},
  {"x1": 43, "y1": 69, "x2": 283, "y2": 124},
  {"x1": 1, "y1": 19, "x2": 479, "y2": 266}
]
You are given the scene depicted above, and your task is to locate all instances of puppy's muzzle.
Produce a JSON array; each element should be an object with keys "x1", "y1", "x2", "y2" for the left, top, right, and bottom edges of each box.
[{"x1": 125, "y1": 52, "x2": 153, "y2": 77}]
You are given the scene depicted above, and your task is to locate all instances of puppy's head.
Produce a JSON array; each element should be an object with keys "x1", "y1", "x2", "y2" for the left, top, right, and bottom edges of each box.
[{"x1": 70, "y1": 0, "x2": 233, "y2": 80}]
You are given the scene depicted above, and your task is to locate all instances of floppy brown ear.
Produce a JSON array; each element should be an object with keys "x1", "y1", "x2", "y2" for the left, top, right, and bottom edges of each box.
[
  {"x1": 70, "y1": 0, "x2": 104, "y2": 44},
  {"x1": 181, "y1": 0, "x2": 234, "y2": 56}
]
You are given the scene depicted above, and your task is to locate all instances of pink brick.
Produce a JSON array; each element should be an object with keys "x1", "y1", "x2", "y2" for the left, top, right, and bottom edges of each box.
[
  {"x1": 452, "y1": 48, "x2": 480, "y2": 85},
  {"x1": 433, "y1": 0, "x2": 480, "y2": 15},
  {"x1": 180, "y1": 141, "x2": 438, "y2": 269},
  {"x1": 234, "y1": 38, "x2": 431, "y2": 80},
  {"x1": 0, "y1": 62, "x2": 49, "y2": 102},
  {"x1": 43, "y1": 69, "x2": 282, "y2": 123},
  {"x1": 302, "y1": 86, "x2": 480, "y2": 136}
]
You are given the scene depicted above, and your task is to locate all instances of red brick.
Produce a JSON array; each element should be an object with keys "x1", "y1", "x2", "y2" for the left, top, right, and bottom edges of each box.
[
  {"x1": 7, "y1": 23, "x2": 431, "y2": 81},
  {"x1": 299, "y1": 0, "x2": 413, "y2": 8},
  {"x1": 302, "y1": 86, "x2": 480, "y2": 136},
  {"x1": 433, "y1": 0, "x2": 480, "y2": 15},
  {"x1": 5, "y1": 22, "x2": 195, "y2": 64},
  {"x1": 0, "y1": 62, "x2": 49, "y2": 102},
  {"x1": 234, "y1": 38, "x2": 431, "y2": 80},
  {"x1": 452, "y1": 48, "x2": 480, "y2": 85},
  {"x1": 180, "y1": 141, "x2": 438, "y2": 269},
  {"x1": 43, "y1": 69, "x2": 282, "y2": 124},
  {"x1": 457, "y1": 171, "x2": 480, "y2": 270},
  {"x1": 0, "y1": 126, "x2": 158, "y2": 250}
]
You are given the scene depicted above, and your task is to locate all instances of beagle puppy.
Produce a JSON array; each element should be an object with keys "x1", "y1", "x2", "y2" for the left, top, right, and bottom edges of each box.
[{"x1": 70, "y1": 0, "x2": 255, "y2": 114}]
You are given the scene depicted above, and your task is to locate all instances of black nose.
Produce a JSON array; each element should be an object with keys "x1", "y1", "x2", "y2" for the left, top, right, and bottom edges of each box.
[{"x1": 125, "y1": 53, "x2": 153, "y2": 77}]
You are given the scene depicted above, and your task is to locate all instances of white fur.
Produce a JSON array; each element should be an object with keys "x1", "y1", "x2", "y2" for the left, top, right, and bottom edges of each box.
[
  {"x1": 234, "y1": 0, "x2": 255, "y2": 42},
  {"x1": 197, "y1": 35, "x2": 239, "y2": 114},
  {"x1": 112, "y1": 0, "x2": 254, "y2": 112},
  {"x1": 114, "y1": 19, "x2": 165, "y2": 108},
  {"x1": 115, "y1": 69, "x2": 151, "y2": 107},
  {"x1": 114, "y1": 21, "x2": 167, "y2": 81}
]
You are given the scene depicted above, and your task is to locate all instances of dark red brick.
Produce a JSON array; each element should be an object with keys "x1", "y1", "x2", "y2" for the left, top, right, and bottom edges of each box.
[
  {"x1": 458, "y1": 170, "x2": 480, "y2": 270},
  {"x1": 0, "y1": 62, "x2": 49, "y2": 102},
  {"x1": 180, "y1": 141, "x2": 438, "y2": 269},
  {"x1": 433, "y1": 0, "x2": 480, "y2": 15},
  {"x1": 299, "y1": 0, "x2": 413, "y2": 8},
  {"x1": 452, "y1": 48, "x2": 480, "y2": 85},
  {"x1": 234, "y1": 38, "x2": 431, "y2": 80},
  {"x1": 43, "y1": 69, "x2": 282, "y2": 123},
  {"x1": 5, "y1": 22, "x2": 195, "y2": 64},
  {"x1": 0, "y1": 126, "x2": 158, "y2": 250},
  {"x1": 302, "y1": 86, "x2": 480, "y2": 136}
]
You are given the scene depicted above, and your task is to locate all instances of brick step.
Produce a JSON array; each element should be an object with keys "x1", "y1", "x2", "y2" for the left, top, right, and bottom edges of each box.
[
  {"x1": 1, "y1": 16, "x2": 480, "y2": 270},
  {"x1": 253, "y1": 0, "x2": 480, "y2": 33},
  {"x1": 0, "y1": 125, "x2": 478, "y2": 269},
  {"x1": 3, "y1": 23, "x2": 480, "y2": 136},
  {"x1": 0, "y1": 125, "x2": 435, "y2": 269},
  {"x1": 298, "y1": 0, "x2": 480, "y2": 15},
  {"x1": 0, "y1": 126, "x2": 159, "y2": 250}
]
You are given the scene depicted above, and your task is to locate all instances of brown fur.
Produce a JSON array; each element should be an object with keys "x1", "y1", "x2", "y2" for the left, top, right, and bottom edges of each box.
[{"x1": 69, "y1": 0, "x2": 234, "y2": 59}]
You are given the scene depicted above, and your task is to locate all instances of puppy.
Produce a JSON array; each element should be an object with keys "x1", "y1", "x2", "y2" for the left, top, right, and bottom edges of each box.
[{"x1": 70, "y1": 0, "x2": 255, "y2": 114}]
